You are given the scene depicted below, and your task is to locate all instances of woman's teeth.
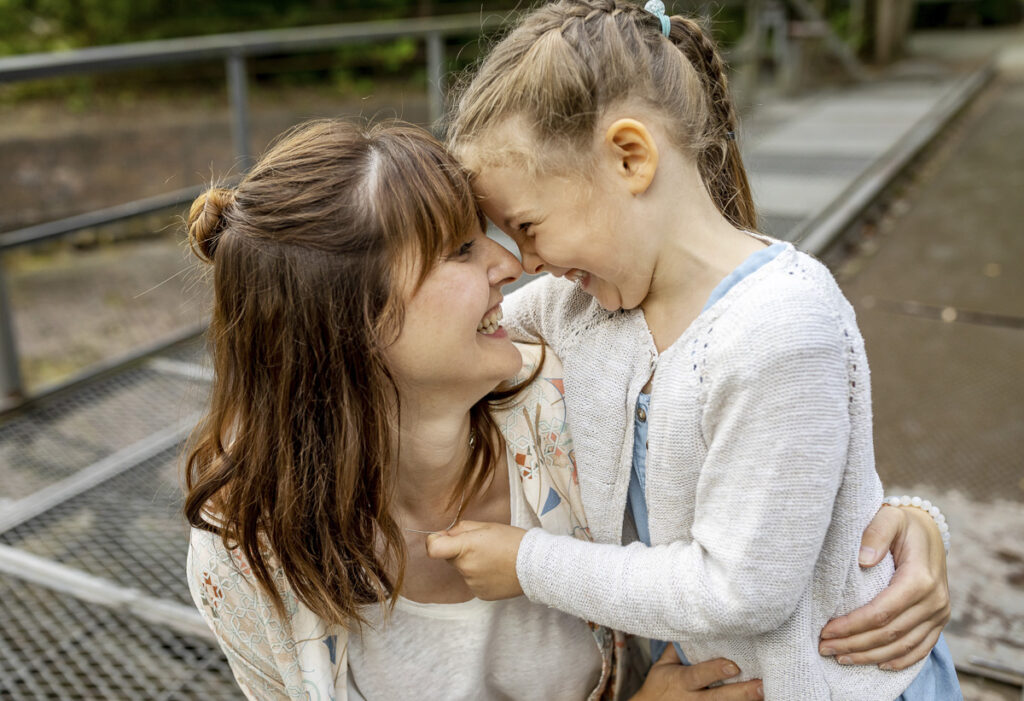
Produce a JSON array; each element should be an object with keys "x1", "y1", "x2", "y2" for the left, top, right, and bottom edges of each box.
[{"x1": 477, "y1": 307, "x2": 503, "y2": 334}]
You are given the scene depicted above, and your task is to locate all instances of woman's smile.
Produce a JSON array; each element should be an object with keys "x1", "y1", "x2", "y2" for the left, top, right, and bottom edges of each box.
[{"x1": 476, "y1": 303, "x2": 504, "y2": 335}]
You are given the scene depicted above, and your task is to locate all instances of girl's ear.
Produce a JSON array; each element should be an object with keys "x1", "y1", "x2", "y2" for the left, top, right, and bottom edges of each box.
[{"x1": 604, "y1": 119, "x2": 659, "y2": 195}]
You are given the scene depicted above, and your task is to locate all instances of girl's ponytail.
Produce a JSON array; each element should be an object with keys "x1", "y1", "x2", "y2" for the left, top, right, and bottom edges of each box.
[
  {"x1": 450, "y1": 0, "x2": 759, "y2": 233},
  {"x1": 669, "y1": 16, "x2": 757, "y2": 232}
]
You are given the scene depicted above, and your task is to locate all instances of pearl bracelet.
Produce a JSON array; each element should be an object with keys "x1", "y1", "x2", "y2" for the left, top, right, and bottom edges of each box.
[{"x1": 884, "y1": 495, "x2": 951, "y2": 554}]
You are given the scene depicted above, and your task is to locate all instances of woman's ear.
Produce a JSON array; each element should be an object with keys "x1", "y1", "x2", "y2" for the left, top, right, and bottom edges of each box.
[{"x1": 603, "y1": 119, "x2": 659, "y2": 195}]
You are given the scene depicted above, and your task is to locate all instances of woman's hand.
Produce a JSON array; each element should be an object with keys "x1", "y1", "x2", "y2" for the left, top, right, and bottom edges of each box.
[
  {"x1": 818, "y1": 504, "x2": 951, "y2": 670},
  {"x1": 425, "y1": 521, "x2": 526, "y2": 600},
  {"x1": 632, "y1": 645, "x2": 763, "y2": 700}
]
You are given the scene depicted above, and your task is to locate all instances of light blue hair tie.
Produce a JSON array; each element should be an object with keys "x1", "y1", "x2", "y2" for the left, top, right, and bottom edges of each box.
[{"x1": 644, "y1": 0, "x2": 671, "y2": 37}]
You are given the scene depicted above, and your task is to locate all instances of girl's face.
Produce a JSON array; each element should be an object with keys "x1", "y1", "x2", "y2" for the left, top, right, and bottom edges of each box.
[
  {"x1": 473, "y1": 157, "x2": 657, "y2": 313},
  {"x1": 385, "y1": 225, "x2": 524, "y2": 399}
]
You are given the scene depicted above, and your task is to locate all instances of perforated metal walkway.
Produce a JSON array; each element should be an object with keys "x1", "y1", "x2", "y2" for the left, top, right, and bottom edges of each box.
[{"x1": 0, "y1": 337, "x2": 244, "y2": 700}]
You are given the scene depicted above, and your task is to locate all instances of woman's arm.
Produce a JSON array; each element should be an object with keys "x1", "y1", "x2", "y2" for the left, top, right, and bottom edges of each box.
[
  {"x1": 818, "y1": 504, "x2": 950, "y2": 669},
  {"x1": 187, "y1": 534, "x2": 293, "y2": 700}
]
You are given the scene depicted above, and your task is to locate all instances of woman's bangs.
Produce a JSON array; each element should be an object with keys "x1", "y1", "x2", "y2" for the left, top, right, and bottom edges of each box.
[{"x1": 384, "y1": 135, "x2": 483, "y2": 286}]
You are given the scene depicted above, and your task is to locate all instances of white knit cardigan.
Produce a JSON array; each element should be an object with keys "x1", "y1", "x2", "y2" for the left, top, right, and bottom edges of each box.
[{"x1": 504, "y1": 243, "x2": 924, "y2": 700}]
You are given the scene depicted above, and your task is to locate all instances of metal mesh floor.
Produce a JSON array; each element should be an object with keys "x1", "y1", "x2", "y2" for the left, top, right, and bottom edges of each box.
[
  {"x1": 155, "y1": 334, "x2": 211, "y2": 367},
  {"x1": 0, "y1": 573, "x2": 241, "y2": 701},
  {"x1": 0, "y1": 365, "x2": 208, "y2": 503},
  {"x1": 1, "y1": 444, "x2": 193, "y2": 606}
]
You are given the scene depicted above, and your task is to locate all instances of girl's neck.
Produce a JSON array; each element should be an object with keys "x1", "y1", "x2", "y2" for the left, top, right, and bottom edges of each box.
[{"x1": 640, "y1": 185, "x2": 764, "y2": 352}]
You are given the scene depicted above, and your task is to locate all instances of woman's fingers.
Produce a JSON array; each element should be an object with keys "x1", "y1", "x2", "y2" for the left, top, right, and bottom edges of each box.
[
  {"x1": 652, "y1": 643, "x2": 681, "y2": 666},
  {"x1": 857, "y1": 504, "x2": 903, "y2": 566},
  {"x1": 638, "y1": 655, "x2": 763, "y2": 700},
  {"x1": 674, "y1": 658, "x2": 742, "y2": 689},
  {"x1": 819, "y1": 605, "x2": 939, "y2": 665},
  {"x1": 822, "y1": 615, "x2": 943, "y2": 670},
  {"x1": 820, "y1": 593, "x2": 948, "y2": 665},
  {"x1": 877, "y1": 625, "x2": 943, "y2": 671},
  {"x1": 700, "y1": 681, "x2": 765, "y2": 701},
  {"x1": 821, "y1": 560, "x2": 946, "y2": 642}
]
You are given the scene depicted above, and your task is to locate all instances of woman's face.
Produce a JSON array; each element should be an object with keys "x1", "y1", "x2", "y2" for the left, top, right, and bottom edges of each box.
[{"x1": 384, "y1": 225, "x2": 524, "y2": 400}]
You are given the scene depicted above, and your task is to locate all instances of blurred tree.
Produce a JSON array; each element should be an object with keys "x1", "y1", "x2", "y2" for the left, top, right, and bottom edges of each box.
[{"x1": 0, "y1": 0, "x2": 514, "y2": 55}]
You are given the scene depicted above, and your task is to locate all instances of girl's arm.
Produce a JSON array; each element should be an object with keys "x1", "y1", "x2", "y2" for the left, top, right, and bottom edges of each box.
[
  {"x1": 438, "y1": 301, "x2": 853, "y2": 640},
  {"x1": 501, "y1": 274, "x2": 587, "y2": 347}
]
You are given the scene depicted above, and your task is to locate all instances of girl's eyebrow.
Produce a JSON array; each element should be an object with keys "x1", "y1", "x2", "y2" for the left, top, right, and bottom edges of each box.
[{"x1": 504, "y1": 210, "x2": 530, "y2": 230}]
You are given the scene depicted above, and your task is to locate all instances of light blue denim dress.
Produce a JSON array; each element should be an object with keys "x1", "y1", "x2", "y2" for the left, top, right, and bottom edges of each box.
[{"x1": 627, "y1": 243, "x2": 961, "y2": 699}]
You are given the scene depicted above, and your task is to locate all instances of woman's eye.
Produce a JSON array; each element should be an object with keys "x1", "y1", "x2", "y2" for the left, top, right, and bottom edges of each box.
[{"x1": 455, "y1": 239, "x2": 475, "y2": 257}]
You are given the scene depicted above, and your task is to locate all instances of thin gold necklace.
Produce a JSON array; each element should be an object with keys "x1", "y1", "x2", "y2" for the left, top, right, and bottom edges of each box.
[{"x1": 403, "y1": 428, "x2": 475, "y2": 535}]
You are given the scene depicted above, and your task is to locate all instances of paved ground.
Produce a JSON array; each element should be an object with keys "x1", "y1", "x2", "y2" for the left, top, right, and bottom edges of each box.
[{"x1": 838, "y1": 75, "x2": 1024, "y2": 697}]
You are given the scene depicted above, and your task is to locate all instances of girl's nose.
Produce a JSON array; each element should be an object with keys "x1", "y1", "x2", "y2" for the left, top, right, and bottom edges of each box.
[{"x1": 520, "y1": 250, "x2": 546, "y2": 276}]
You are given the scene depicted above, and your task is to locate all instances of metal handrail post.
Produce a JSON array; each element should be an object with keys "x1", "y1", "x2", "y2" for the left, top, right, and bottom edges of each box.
[
  {"x1": 426, "y1": 31, "x2": 445, "y2": 129},
  {"x1": 0, "y1": 260, "x2": 24, "y2": 402},
  {"x1": 226, "y1": 53, "x2": 251, "y2": 170}
]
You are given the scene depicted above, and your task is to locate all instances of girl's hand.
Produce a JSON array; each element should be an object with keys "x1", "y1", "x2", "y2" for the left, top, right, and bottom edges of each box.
[
  {"x1": 632, "y1": 645, "x2": 763, "y2": 701},
  {"x1": 425, "y1": 521, "x2": 526, "y2": 600},
  {"x1": 818, "y1": 504, "x2": 951, "y2": 670}
]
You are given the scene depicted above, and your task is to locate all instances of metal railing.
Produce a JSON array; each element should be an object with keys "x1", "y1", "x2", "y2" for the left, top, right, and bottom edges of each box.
[
  {"x1": 0, "y1": 11, "x2": 508, "y2": 410},
  {"x1": 0, "y1": 3, "x2": 866, "y2": 411}
]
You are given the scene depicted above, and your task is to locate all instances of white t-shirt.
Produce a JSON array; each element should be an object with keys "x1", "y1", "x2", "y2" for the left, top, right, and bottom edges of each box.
[{"x1": 346, "y1": 448, "x2": 603, "y2": 701}]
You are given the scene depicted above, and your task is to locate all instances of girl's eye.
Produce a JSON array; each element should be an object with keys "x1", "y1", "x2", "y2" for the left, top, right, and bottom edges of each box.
[{"x1": 518, "y1": 223, "x2": 534, "y2": 237}]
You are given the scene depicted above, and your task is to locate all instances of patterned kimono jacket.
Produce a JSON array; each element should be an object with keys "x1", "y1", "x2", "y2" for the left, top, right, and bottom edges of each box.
[{"x1": 187, "y1": 344, "x2": 637, "y2": 700}]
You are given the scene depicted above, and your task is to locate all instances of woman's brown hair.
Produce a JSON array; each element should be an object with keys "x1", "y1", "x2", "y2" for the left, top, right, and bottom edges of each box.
[
  {"x1": 448, "y1": 0, "x2": 757, "y2": 231},
  {"x1": 184, "y1": 119, "x2": 516, "y2": 628}
]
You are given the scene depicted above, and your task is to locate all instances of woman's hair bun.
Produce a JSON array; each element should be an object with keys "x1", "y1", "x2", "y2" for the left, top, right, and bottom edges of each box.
[{"x1": 188, "y1": 187, "x2": 234, "y2": 262}]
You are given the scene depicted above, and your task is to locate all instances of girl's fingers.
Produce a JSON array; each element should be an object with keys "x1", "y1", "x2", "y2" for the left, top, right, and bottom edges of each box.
[
  {"x1": 445, "y1": 520, "x2": 485, "y2": 536},
  {"x1": 424, "y1": 533, "x2": 461, "y2": 560}
]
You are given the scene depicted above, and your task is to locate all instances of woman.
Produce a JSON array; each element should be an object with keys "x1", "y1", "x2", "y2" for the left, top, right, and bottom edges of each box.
[{"x1": 184, "y1": 119, "x2": 948, "y2": 701}]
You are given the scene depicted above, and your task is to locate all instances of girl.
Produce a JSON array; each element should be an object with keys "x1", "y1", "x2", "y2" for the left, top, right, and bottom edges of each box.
[
  {"x1": 184, "y1": 118, "x2": 757, "y2": 700},
  {"x1": 427, "y1": 1, "x2": 959, "y2": 699}
]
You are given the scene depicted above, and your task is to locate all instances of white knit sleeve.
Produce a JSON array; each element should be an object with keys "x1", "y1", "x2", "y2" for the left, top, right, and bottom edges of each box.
[
  {"x1": 502, "y1": 275, "x2": 590, "y2": 352},
  {"x1": 516, "y1": 295, "x2": 853, "y2": 640}
]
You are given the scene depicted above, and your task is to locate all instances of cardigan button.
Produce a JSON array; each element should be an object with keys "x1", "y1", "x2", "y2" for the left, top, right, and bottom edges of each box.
[{"x1": 636, "y1": 405, "x2": 647, "y2": 422}]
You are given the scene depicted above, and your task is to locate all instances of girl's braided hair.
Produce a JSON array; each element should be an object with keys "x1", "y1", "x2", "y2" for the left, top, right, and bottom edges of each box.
[{"x1": 449, "y1": 0, "x2": 756, "y2": 231}]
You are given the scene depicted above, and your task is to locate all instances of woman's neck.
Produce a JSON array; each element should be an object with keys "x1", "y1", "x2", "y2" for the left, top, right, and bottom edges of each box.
[{"x1": 392, "y1": 398, "x2": 475, "y2": 520}]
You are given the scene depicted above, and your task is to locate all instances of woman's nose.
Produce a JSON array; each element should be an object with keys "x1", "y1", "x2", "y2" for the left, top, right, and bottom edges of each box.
[{"x1": 486, "y1": 236, "x2": 522, "y2": 287}]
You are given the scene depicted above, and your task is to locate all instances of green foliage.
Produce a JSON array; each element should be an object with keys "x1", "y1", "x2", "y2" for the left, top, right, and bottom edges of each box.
[{"x1": 0, "y1": 1, "x2": 512, "y2": 55}]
